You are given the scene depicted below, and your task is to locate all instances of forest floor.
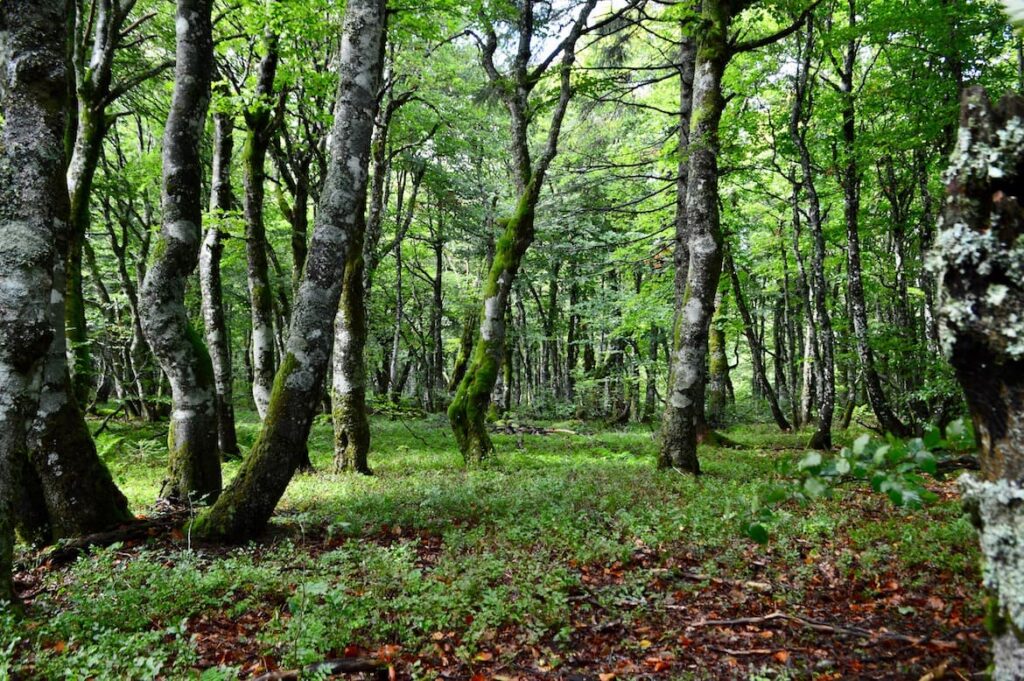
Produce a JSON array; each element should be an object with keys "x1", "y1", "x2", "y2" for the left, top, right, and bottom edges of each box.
[{"x1": 3, "y1": 411, "x2": 986, "y2": 680}]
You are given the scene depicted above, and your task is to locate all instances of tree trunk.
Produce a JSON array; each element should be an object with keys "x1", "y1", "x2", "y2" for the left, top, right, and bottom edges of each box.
[
  {"x1": 139, "y1": 0, "x2": 222, "y2": 503},
  {"x1": 192, "y1": 0, "x2": 385, "y2": 541},
  {"x1": 244, "y1": 37, "x2": 280, "y2": 419},
  {"x1": 791, "y1": 22, "x2": 835, "y2": 450},
  {"x1": 727, "y1": 254, "x2": 791, "y2": 432},
  {"x1": 835, "y1": 0, "x2": 908, "y2": 438},
  {"x1": 201, "y1": 109, "x2": 241, "y2": 457},
  {"x1": 934, "y1": 87, "x2": 1024, "y2": 681},
  {"x1": 332, "y1": 252, "x2": 371, "y2": 474},
  {"x1": 447, "y1": 0, "x2": 596, "y2": 462},
  {"x1": 661, "y1": 15, "x2": 728, "y2": 472},
  {"x1": 0, "y1": 0, "x2": 70, "y2": 602},
  {"x1": 707, "y1": 291, "x2": 729, "y2": 427}
]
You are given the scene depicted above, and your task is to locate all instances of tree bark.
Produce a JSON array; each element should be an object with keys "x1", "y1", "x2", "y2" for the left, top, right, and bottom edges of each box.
[
  {"x1": 244, "y1": 36, "x2": 281, "y2": 419},
  {"x1": 833, "y1": 0, "x2": 908, "y2": 438},
  {"x1": 934, "y1": 87, "x2": 1024, "y2": 681},
  {"x1": 706, "y1": 291, "x2": 729, "y2": 427},
  {"x1": 332, "y1": 248, "x2": 371, "y2": 474},
  {"x1": 193, "y1": 0, "x2": 385, "y2": 541},
  {"x1": 201, "y1": 109, "x2": 241, "y2": 457},
  {"x1": 790, "y1": 22, "x2": 835, "y2": 449},
  {"x1": 0, "y1": 0, "x2": 69, "y2": 602},
  {"x1": 448, "y1": 0, "x2": 596, "y2": 462},
  {"x1": 139, "y1": 0, "x2": 222, "y2": 503},
  {"x1": 661, "y1": 11, "x2": 728, "y2": 473},
  {"x1": 727, "y1": 254, "x2": 792, "y2": 432}
]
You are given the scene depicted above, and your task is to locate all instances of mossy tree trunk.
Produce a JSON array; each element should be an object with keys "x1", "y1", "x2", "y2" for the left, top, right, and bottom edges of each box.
[
  {"x1": 448, "y1": 0, "x2": 597, "y2": 462},
  {"x1": 934, "y1": 87, "x2": 1024, "y2": 681},
  {"x1": 243, "y1": 35, "x2": 281, "y2": 419},
  {"x1": 660, "y1": 0, "x2": 813, "y2": 471},
  {"x1": 332, "y1": 250, "x2": 371, "y2": 474},
  {"x1": 192, "y1": 0, "x2": 386, "y2": 541},
  {"x1": 0, "y1": 0, "x2": 69, "y2": 603},
  {"x1": 706, "y1": 291, "x2": 729, "y2": 427},
  {"x1": 139, "y1": 0, "x2": 222, "y2": 503},
  {"x1": 201, "y1": 108, "x2": 241, "y2": 458},
  {"x1": 937, "y1": 87, "x2": 1024, "y2": 679}
]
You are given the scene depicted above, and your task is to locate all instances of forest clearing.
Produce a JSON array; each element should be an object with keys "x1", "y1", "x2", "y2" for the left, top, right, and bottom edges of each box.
[{"x1": 2, "y1": 0, "x2": 1024, "y2": 678}]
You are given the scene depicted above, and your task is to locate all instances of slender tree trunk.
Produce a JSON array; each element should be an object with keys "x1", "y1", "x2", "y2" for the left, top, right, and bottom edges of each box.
[
  {"x1": 791, "y1": 22, "x2": 835, "y2": 449},
  {"x1": 139, "y1": 0, "x2": 222, "y2": 503},
  {"x1": 835, "y1": 1, "x2": 908, "y2": 438},
  {"x1": 332, "y1": 248, "x2": 371, "y2": 474},
  {"x1": 0, "y1": 0, "x2": 69, "y2": 602},
  {"x1": 193, "y1": 0, "x2": 385, "y2": 541},
  {"x1": 707, "y1": 291, "x2": 729, "y2": 427},
  {"x1": 201, "y1": 110, "x2": 240, "y2": 457},
  {"x1": 388, "y1": 242, "x2": 404, "y2": 402},
  {"x1": 727, "y1": 254, "x2": 791, "y2": 432},
  {"x1": 244, "y1": 38, "x2": 280, "y2": 419},
  {"x1": 935, "y1": 87, "x2": 1024, "y2": 681}
]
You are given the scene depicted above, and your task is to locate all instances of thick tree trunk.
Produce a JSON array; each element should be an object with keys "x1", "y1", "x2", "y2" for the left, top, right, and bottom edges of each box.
[
  {"x1": 0, "y1": 0, "x2": 69, "y2": 602},
  {"x1": 201, "y1": 110, "x2": 240, "y2": 457},
  {"x1": 661, "y1": 16, "x2": 728, "y2": 472},
  {"x1": 244, "y1": 38, "x2": 280, "y2": 419},
  {"x1": 934, "y1": 87, "x2": 1024, "y2": 681},
  {"x1": 139, "y1": 0, "x2": 222, "y2": 503},
  {"x1": 192, "y1": 0, "x2": 385, "y2": 541}
]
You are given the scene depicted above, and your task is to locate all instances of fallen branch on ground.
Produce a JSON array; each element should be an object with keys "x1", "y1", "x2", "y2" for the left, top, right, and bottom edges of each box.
[
  {"x1": 39, "y1": 511, "x2": 191, "y2": 566},
  {"x1": 685, "y1": 610, "x2": 943, "y2": 646},
  {"x1": 252, "y1": 658, "x2": 391, "y2": 680}
]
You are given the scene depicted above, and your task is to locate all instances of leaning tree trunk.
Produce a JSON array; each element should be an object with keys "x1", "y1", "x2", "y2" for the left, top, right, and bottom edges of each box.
[
  {"x1": 934, "y1": 87, "x2": 1024, "y2": 681},
  {"x1": 192, "y1": 0, "x2": 385, "y2": 541},
  {"x1": 449, "y1": 191, "x2": 539, "y2": 460},
  {"x1": 243, "y1": 37, "x2": 280, "y2": 419},
  {"x1": 0, "y1": 0, "x2": 68, "y2": 603},
  {"x1": 201, "y1": 109, "x2": 241, "y2": 457},
  {"x1": 139, "y1": 0, "x2": 222, "y2": 503}
]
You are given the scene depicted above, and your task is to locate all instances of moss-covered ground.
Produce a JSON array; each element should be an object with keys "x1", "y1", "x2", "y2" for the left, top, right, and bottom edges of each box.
[{"x1": 3, "y1": 411, "x2": 985, "y2": 679}]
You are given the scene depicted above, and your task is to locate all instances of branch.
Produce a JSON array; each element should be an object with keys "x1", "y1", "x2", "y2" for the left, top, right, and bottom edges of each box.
[{"x1": 731, "y1": 0, "x2": 822, "y2": 55}]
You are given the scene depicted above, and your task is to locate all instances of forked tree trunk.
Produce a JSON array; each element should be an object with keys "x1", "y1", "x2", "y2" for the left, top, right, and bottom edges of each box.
[
  {"x1": 193, "y1": 0, "x2": 385, "y2": 541},
  {"x1": 201, "y1": 109, "x2": 241, "y2": 457},
  {"x1": 139, "y1": 0, "x2": 222, "y2": 503},
  {"x1": 935, "y1": 87, "x2": 1024, "y2": 681},
  {"x1": 0, "y1": 0, "x2": 69, "y2": 602}
]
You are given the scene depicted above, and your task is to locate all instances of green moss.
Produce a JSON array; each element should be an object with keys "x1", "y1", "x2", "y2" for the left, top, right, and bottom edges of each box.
[{"x1": 185, "y1": 322, "x2": 216, "y2": 388}]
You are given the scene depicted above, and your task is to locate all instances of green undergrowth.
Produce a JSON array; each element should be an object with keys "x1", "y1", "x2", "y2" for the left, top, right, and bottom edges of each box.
[{"x1": 3, "y1": 416, "x2": 980, "y2": 679}]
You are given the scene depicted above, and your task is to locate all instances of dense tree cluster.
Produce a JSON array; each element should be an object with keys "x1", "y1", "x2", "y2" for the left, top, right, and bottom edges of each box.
[{"x1": 2, "y1": 0, "x2": 1024, "y2": 673}]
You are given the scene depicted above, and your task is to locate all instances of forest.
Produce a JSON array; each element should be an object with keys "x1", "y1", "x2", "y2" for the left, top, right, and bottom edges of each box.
[{"x1": 2, "y1": 0, "x2": 1024, "y2": 678}]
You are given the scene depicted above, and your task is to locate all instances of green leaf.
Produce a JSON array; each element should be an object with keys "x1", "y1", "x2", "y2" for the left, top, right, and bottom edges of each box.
[
  {"x1": 835, "y1": 457, "x2": 851, "y2": 475},
  {"x1": 746, "y1": 523, "x2": 769, "y2": 544},
  {"x1": 853, "y1": 434, "x2": 871, "y2": 456},
  {"x1": 798, "y1": 452, "x2": 823, "y2": 471}
]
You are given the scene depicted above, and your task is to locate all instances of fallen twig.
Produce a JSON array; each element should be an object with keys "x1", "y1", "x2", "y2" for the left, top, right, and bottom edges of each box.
[
  {"x1": 252, "y1": 658, "x2": 391, "y2": 680},
  {"x1": 686, "y1": 610, "x2": 939, "y2": 646}
]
